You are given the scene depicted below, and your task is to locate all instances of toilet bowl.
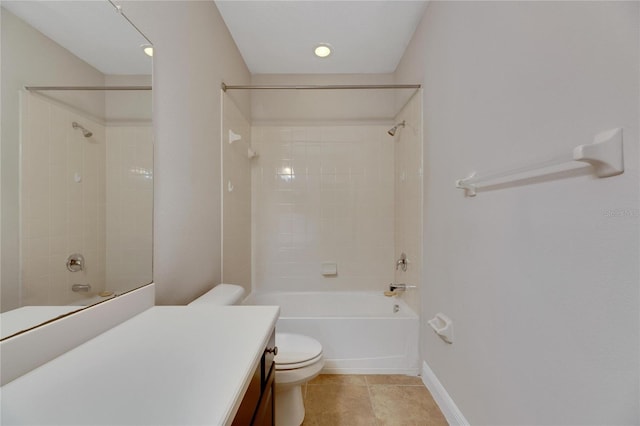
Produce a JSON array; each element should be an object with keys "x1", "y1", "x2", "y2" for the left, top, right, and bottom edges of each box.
[
  {"x1": 188, "y1": 284, "x2": 324, "y2": 426},
  {"x1": 274, "y1": 332, "x2": 324, "y2": 426}
]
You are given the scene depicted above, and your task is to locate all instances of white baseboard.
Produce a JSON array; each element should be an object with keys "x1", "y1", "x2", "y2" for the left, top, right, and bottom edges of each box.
[
  {"x1": 421, "y1": 360, "x2": 469, "y2": 426},
  {"x1": 322, "y1": 367, "x2": 421, "y2": 375}
]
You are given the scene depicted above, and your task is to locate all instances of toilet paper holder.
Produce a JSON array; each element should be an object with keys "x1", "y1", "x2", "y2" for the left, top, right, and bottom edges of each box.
[{"x1": 428, "y1": 313, "x2": 453, "y2": 344}]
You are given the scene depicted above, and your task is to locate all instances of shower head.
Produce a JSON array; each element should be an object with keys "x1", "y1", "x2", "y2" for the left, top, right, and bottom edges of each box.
[
  {"x1": 72, "y1": 121, "x2": 92, "y2": 138},
  {"x1": 387, "y1": 120, "x2": 406, "y2": 137}
]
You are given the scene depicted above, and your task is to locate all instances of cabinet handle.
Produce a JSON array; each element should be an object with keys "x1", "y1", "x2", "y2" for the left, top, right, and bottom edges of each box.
[{"x1": 265, "y1": 346, "x2": 278, "y2": 356}]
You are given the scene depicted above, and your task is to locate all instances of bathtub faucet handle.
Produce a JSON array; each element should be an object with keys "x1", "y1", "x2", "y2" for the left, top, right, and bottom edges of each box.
[{"x1": 395, "y1": 252, "x2": 408, "y2": 271}]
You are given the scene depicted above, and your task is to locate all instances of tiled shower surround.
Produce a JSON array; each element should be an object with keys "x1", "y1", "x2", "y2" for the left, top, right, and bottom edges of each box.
[
  {"x1": 105, "y1": 125, "x2": 153, "y2": 294},
  {"x1": 252, "y1": 124, "x2": 396, "y2": 292},
  {"x1": 20, "y1": 93, "x2": 152, "y2": 306},
  {"x1": 20, "y1": 93, "x2": 106, "y2": 306}
]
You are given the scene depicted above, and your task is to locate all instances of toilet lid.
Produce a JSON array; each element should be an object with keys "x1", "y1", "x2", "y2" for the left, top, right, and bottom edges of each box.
[{"x1": 274, "y1": 333, "x2": 323, "y2": 366}]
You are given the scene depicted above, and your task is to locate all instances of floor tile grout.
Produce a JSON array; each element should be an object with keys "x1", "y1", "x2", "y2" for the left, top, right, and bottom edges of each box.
[
  {"x1": 368, "y1": 384, "x2": 425, "y2": 387},
  {"x1": 304, "y1": 374, "x2": 447, "y2": 425},
  {"x1": 364, "y1": 376, "x2": 380, "y2": 426}
]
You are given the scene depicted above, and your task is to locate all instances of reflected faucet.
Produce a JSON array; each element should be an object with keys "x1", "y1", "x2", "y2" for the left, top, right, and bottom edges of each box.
[
  {"x1": 66, "y1": 253, "x2": 84, "y2": 272},
  {"x1": 71, "y1": 284, "x2": 91, "y2": 292},
  {"x1": 389, "y1": 283, "x2": 416, "y2": 292},
  {"x1": 395, "y1": 252, "x2": 408, "y2": 272}
]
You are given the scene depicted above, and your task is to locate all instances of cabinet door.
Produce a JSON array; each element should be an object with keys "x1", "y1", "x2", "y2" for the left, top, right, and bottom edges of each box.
[
  {"x1": 232, "y1": 361, "x2": 261, "y2": 425},
  {"x1": 252, "y1": 365, "x2": 275, "y2": 426},
  {"x1": 262, "y1": 331, "x2": 276, "y2": 389}
]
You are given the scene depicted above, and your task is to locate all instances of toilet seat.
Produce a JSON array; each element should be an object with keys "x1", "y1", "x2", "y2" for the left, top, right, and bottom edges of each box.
[
  {"x1": 275, "y1": 333, "x2": 323, "y2": 370},
  {"x1": 276, "y1": 352, "x2": 323, "y2": 371}
]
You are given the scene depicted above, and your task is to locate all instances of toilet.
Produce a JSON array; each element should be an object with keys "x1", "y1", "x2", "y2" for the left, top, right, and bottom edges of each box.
[{"x1": 188, "y1": 284, "x2": 324, "y2": 426}]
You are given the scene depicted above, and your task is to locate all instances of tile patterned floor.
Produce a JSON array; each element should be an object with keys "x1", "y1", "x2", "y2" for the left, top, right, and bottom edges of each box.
[{"x1": 301, "y1": 374, "x2": 448, "y2": 426}]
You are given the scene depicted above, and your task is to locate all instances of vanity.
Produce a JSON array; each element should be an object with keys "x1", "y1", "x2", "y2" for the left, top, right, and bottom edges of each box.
[{"x1": 0, "y1": 303, "x2": 279, "y2": 425}]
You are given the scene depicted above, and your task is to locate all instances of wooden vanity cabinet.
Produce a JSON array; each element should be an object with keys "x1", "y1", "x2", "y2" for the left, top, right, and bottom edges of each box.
[{"x1": 233, "y1": 330, "x2": 276, "y2": 426}]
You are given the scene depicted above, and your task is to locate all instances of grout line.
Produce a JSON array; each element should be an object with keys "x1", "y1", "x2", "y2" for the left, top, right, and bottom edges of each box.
[
  {"x1": 306, "y1": 375, "x2": 446, "y2": 426},
  {"x1": 364, "y1": 376, "x2": 380, "y2": 426},
  {"x1": 368, "y1": 383, "x2": 425, "y2": 387}
]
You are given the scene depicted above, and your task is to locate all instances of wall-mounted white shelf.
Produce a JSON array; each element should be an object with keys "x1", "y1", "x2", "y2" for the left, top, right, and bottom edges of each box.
[{"x1": 455, "y1": 128, "x2": 624, "y2": 197}]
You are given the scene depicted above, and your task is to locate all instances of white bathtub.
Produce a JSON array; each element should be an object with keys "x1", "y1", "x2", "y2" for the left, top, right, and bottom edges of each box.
[{"x1": 243, "y1": 291, "x2": 420, "y2": 375}]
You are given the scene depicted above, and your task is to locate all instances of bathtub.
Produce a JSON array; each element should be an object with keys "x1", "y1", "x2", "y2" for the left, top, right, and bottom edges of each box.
[{"x1": 243, "y1": 291, "x2": 420, "y2": 375}]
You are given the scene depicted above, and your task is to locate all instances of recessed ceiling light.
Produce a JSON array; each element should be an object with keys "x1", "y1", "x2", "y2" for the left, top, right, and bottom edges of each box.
[
  {"x1": 314, "y1": 43, "x2": 332, "y2": 58},
  {"x1": 141, "y1": 44, "x2": 153, "y2": 57}
]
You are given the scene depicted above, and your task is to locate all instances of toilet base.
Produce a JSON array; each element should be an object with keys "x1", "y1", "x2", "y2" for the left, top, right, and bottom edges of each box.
[{"x1": 275, "y1": 384, "x2": 304, "y2": 426}]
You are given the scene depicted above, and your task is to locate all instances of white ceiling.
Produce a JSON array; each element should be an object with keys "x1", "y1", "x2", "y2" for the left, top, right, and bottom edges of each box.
[
  {"x1": 215, "y1": 1, "x2": 429, "y2": 74},
  {"x1": 2, "y1": 0, "x2": 151, "y2": 75}
]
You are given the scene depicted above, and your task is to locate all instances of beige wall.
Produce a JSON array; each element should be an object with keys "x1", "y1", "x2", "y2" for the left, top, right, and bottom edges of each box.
[
  {"x1": 252, "y1": 124, "x2": 395, "y2": 292},
  {"x1": 393, "y1": 92, "x2": 422, "y2": 315},
  {"x1": 251, "y1": 74, "x2": 399, "y2": 124},
  {"x1": 120, "y1": 1, "x2": 251, "y2": 304},
  {"x1": 105, "y1": 75, "x2": 152, "y2": 123},
  {"x1": 1, "y1": 8, "x2": 105, "y2": 311},
  {"x1": 396, "y1": 1, "x2": 639, "y2": 424}
]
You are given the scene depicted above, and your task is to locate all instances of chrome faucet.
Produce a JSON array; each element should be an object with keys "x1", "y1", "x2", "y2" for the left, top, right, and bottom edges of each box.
[
  {"x1": 72, "y1": 284, "x2": 91, "y2": 292},
  {"x1": 66, "y1": 253, "x2": 85, "y2": 272},
  {"x1": 395, "y1": 252, "x2": 408, "y2": 272},
  {"x1": 389, "y1": 283, "x2": 416, "y2": 292}
]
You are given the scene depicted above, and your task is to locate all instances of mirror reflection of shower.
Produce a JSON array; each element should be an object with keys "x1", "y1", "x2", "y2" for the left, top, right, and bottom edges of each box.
[
  {"x1": 72, "y1": 121, "x2": 93, "y2": 138},
  {"x1": 388, "y1": 120, "x2": 406, "y2": 136}
]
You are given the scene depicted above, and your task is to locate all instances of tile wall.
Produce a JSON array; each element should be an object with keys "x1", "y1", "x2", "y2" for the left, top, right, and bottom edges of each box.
[
  {"x1": 20, "y1": 92, "x2": 153, "y2": 305},
  {"x1": 252, "y1": 124, "x2": 395, "y2": 292},
  {"x1": 105, "y1": 125, "x2": 153, "y2": 294},
  {"x1": 393, "y1": 92, "x2": 423, "y2": 314},
  {"x1": 20, "y1": 93, "x2": 106, "y2": 305}
]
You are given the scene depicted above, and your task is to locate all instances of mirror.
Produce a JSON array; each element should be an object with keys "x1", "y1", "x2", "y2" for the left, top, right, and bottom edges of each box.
[{"x1": 1, "y1": 1, "x2": 153, "y2": 339}]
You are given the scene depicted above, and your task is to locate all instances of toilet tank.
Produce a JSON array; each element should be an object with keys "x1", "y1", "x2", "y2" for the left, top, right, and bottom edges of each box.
[{"x1": 188, "y1": 284, "x2": 246, "y2": 306}]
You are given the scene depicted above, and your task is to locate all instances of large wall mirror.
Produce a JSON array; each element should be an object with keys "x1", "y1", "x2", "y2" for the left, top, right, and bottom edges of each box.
[{"x1": 1, "y1": 1, "x2": 153, "y2": 339}]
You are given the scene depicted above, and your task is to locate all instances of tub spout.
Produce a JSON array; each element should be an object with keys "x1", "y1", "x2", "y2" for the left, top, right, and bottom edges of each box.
[
  {"x1": 72, "y1": 284, "x2": 91, "y2": 292},
  {"x1": 389, "y1": 283, "x2": 416, "y2": 292}
]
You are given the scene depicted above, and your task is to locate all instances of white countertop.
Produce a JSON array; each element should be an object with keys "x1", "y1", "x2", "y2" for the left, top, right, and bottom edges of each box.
[{"x1": 0, "y1": 305, "x2": 280, "y2": 425}]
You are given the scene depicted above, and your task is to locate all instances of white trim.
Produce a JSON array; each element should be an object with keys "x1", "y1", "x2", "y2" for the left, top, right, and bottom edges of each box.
[
  {"x1": 421, "y1": 360, "x2": 469, "y2": 426},
  {"x1": 322, "y1": 367, "x2": 420, "y2": 375}
]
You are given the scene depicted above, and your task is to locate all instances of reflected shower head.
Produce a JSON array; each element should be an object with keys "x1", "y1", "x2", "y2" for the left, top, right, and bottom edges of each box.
[
  {"x1": 387, "y1": 120, "x2": 406, "y2": 137},
  {"x1": 72, "y1": 121, "x2": 92, "y2": 138}
]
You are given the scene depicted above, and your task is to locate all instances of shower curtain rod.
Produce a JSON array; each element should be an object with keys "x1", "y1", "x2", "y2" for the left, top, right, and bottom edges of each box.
[
  {"x1": 25, "y1": 86, "x2": 152, "y2": 91},
  {"x1": 221, "y1": 83, "x2": 421, "y2": 91}
]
